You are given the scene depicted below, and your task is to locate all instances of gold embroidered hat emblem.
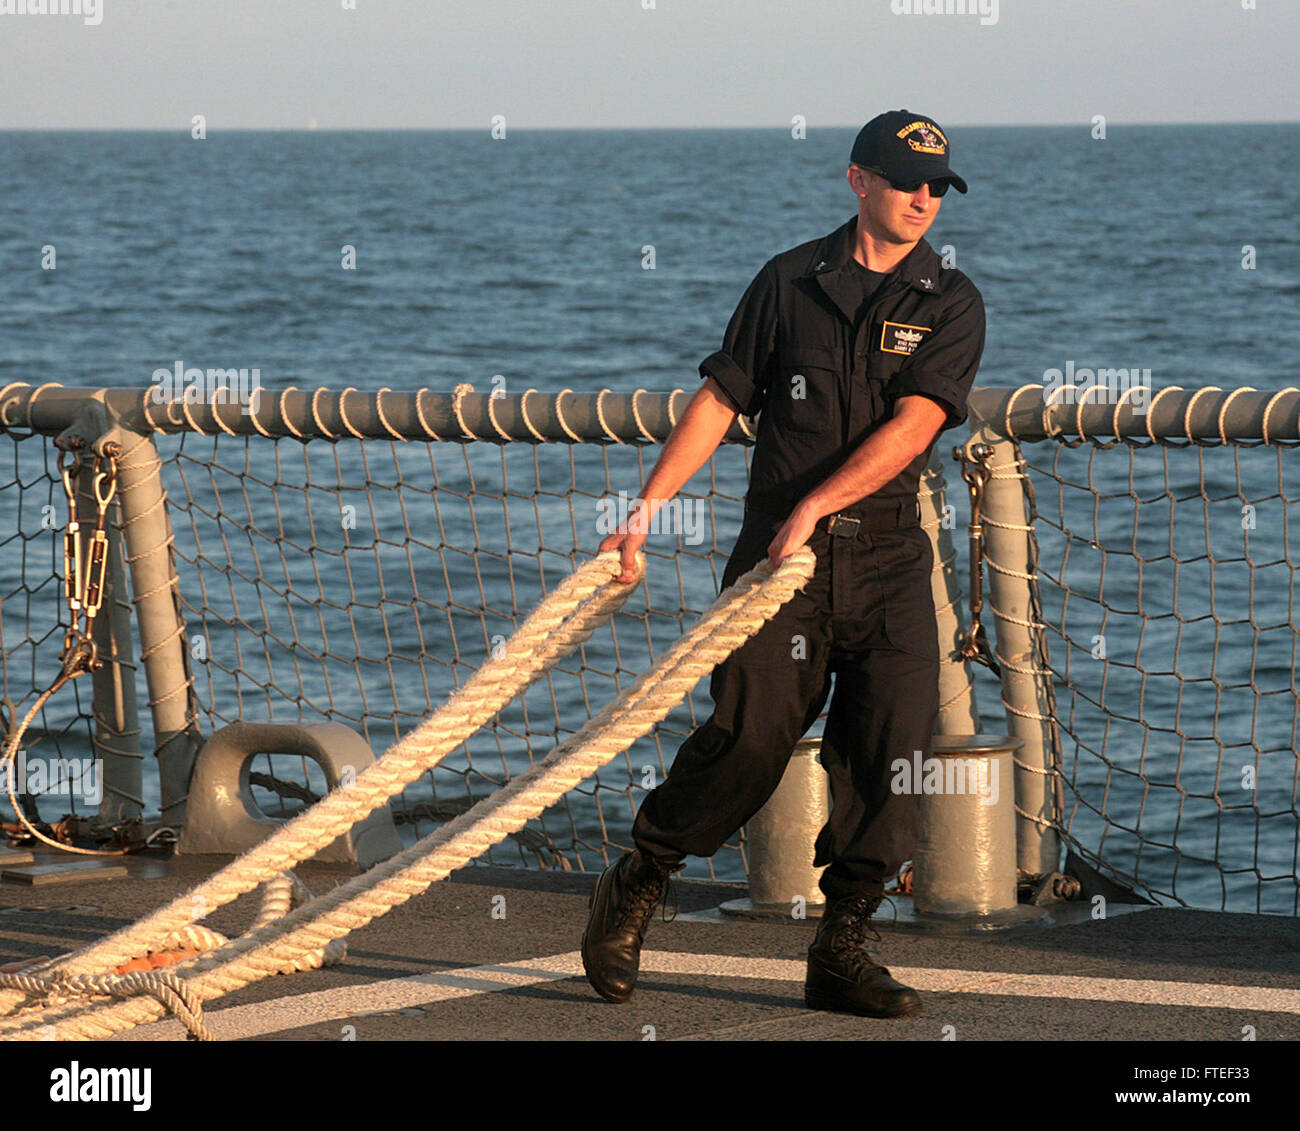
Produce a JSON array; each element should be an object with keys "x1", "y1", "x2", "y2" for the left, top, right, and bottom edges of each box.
[{"x1": 896, "y1": 120, "x2": 949, "y2": 155}]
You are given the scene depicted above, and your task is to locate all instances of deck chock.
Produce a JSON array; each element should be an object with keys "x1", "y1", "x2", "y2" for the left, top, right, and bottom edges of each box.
[
  {"x1": 176, "y1": 721, "x2": 402, "y2": 869},
  {"x1": 2, "y1": 861, "x2": 129, "y2": 886},
  {"x1": 0, "y1": 849, "x2": 34, "y2": 868}
]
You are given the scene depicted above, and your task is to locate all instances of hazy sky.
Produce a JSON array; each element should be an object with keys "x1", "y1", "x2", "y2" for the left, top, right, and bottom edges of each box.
[{"x1": 0, "y1": 0, "x2": 1296, "y2": 129}]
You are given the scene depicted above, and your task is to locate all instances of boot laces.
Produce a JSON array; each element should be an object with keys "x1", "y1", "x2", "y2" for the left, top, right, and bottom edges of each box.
[
  {"x1": 825, "y1": 897, "x2": 884, "y2": 964},
  {"x1": 618, "y1": 858, "x2": 679, "y2": 930}
]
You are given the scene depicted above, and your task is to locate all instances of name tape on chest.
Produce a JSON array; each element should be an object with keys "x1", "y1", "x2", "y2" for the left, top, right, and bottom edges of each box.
[{"x1": 879, "y1": 321, "x2": 932, "y2": 357}]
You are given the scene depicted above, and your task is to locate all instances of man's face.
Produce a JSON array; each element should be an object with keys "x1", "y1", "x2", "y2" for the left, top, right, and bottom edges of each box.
[{"x1": 848, "y1": 165, "x2": 942, "y2": 245}]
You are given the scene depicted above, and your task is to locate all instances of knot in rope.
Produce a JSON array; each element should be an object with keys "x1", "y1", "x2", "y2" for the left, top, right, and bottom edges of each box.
[{"x1": 0, "y1": 968, "x2": 214, "y2": 1041}]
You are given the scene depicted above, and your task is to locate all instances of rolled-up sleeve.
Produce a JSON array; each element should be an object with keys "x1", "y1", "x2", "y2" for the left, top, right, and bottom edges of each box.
[
  {"x1": 699, "y1": 259, "x2": 778, "y2": 418},
  {"x1": 885, "y1": 281, "x2": 986, "y2": 432}
]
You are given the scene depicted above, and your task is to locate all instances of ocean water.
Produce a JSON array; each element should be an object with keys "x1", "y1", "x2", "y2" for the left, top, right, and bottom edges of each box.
[{"x1": 1, "y1": 126, "x2": 1298, "y2": 911}]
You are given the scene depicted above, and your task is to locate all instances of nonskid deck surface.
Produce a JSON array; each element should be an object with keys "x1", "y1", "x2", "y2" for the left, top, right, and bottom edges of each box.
[{"x1": 0, "y1": 853, "x2": 1296, "y2": 1042}]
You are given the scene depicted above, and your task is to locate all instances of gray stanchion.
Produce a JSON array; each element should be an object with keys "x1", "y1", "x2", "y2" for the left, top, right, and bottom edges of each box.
[
  {"x1": 98, "y1": 428, "x2": 203, "y2": 827},
  {"x1": 975, "y1": 438, "x2": 1060, "y2": 879},
  {"x1": 91, "y1": 495, "x2": 143, "y2": 826}
]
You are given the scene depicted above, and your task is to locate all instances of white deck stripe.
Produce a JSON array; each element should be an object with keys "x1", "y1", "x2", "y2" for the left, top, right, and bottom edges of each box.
[
  {"x1": 644, "y1": 952, "x2": 1300, "y2": 1015},
  {"x1": 117, "y1": 953, "x2": 586, "y2": 1041},
  {"x1": 116, "y1": 951, "x2": 1300, "y2": 1041}
]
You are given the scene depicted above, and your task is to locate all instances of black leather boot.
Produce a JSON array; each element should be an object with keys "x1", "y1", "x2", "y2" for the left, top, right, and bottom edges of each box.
[
  {"x1": 581, "y1": 849, "x2": 679, "y2": 1003},
  {"x1": 805, "y1": 895, "x2": 922, "y2": 1018}
]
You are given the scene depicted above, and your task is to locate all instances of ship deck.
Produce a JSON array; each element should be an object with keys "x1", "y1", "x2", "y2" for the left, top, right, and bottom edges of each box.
[{"x1": 1, "y1": 849, "x2": 1296, "y2": 1044}]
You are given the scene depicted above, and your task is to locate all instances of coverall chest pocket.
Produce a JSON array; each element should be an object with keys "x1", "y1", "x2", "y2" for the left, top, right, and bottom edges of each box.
[
  {"x1": 868, "y1": 337, "x2": 908, "y2": 391},
  {"x1": 772, "y1": 345, "x2": 839, "y2": 434},
  {"x1": 856, "y1": 343, "x2": 914, "y2": 434},
  {"x1": 851, "y1": 365, "x2": 890, "y2": 434}
]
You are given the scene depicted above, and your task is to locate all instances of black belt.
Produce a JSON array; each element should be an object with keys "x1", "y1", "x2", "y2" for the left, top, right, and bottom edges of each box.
[
  {"x1": 814, "y1": 498, "x2": 921, "y2": 539},
  {"x1": 748, "y1": 498, "x2": 922, "y2": 539}
]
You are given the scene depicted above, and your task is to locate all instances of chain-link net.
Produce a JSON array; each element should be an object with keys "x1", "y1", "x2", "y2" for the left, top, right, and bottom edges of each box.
[
  {"x1": 8, "y1": 383, "x2": 1296, "y2": 914},
  {"x1": 2, "y1": 414, "x2": 762, "y2": 881},
  {"x1": 1013, "y1": 431, "x2": 1300, "y2": 915},
  {"x1": 0, "y1": 426, "x2": 126, "y2": 835}
]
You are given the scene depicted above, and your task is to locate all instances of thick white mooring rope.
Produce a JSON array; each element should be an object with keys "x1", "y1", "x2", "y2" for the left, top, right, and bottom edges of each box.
[
  {"x1": 0, "y1": 871, "x2": 345, "y2": 1040},
  {"x1": 0, "y1": 546, "x2": 815, "y2": 1040},
  {"x1": 0, "y1": 549, "x2": 640, "y2": 1020}
]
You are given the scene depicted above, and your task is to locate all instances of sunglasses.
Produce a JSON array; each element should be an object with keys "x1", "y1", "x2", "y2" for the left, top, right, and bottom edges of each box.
[{"x1": 858, "y1": 165, "x2": 952, "y2": 198}]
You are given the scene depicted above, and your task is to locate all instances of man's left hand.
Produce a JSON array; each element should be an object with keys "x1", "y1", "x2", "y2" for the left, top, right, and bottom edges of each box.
[{"x1": 767, "y1": 503, "x2": 820, "y2": 570}]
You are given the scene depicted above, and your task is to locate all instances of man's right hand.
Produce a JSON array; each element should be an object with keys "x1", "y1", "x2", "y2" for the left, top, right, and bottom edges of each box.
[
  {"x1": 600, "y1": 528, "x2": 647, "y2": 584},
  {"x1": 594, "y1": 379, "x2": 739, "y2": 586}
]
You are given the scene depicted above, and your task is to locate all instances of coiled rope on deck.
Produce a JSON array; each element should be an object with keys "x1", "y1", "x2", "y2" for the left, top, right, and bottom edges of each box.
[
  {"x1": 0, "y1": 546, "x2": 815, "y2": 1040},
  {"x1": 0, "y1": 871, "x2": 345, "y2": 1040}
]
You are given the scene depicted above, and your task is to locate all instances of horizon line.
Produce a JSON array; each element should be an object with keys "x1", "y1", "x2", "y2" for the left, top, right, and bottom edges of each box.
[{"x1": 1, "y1": 118, "x2": 1298, "y2": 132}]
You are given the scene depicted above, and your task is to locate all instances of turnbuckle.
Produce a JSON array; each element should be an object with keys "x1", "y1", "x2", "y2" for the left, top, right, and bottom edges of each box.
[
  {"x1": 954, "y1": 440, "x2": 1001, "y2": 677},
  {"x1": 55, "y1": 445, "x2": 118, "y2": 673}
]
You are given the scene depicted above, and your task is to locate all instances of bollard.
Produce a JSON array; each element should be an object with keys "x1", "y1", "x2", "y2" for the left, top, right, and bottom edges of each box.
[
  {"x1": 720, "y1": 737, "x2": 828, "y2": 919},
  {"x1": 912, "y1": 734, "x2": 1022, "y2": 919}
]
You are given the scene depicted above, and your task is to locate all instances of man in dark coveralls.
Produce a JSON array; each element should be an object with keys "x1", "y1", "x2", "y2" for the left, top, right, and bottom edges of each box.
[{"x1": 582, "y1": 110, "x2": 985, "y2": 1018}]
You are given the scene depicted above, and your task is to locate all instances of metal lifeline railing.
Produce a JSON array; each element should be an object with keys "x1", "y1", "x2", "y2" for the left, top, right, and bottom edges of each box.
[
  {"x1": 0, "y1": 381, "x2": 977, "y2": 885},
  {"x1": 966, "y1": 384, "x2": 1300, "y2": 916},
  {"x1": 1, "y1": 380, "x2": 1295, "y2": 913}
]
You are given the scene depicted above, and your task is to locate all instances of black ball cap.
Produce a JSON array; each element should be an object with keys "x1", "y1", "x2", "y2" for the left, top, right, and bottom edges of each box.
[{"x1": 850, "y1": 109, "x2": 968, "y2": 194}]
